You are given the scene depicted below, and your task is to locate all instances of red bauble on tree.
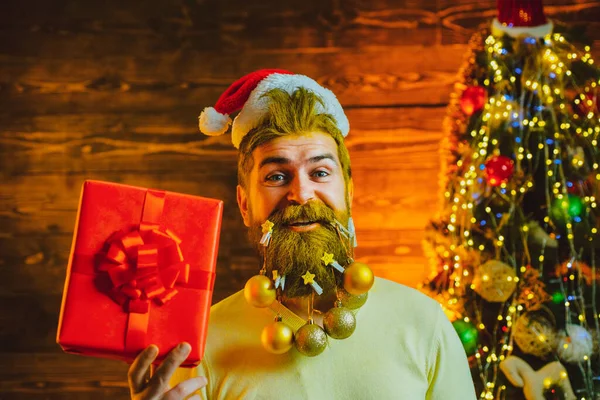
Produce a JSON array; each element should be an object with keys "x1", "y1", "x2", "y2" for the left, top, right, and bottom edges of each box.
[
  {"x1": 485, "y1": 155, "x2": 514, "y2": 186},
  {"x1": 460, "y1": 86, "x2": 487, "y2": 116}
]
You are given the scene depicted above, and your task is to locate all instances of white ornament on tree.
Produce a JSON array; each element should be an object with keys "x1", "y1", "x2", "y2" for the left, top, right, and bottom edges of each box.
[{"x1": 556, "y1": 324, "x2": 594, "y2": 364}]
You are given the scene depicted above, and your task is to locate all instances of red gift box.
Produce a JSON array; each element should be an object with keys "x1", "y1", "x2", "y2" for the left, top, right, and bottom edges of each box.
[{"x1": 57, "y1": 180, "x2": 223, "y2": 367}]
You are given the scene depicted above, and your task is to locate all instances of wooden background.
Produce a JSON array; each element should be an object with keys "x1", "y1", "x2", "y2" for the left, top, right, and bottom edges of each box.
[{"x1": 0, "y1": 0, "x2": 598, "y2": 398}]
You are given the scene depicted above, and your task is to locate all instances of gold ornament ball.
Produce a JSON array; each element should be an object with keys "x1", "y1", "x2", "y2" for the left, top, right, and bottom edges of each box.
[
  {"x1": 343, "y1": 262, "x2": 374, "y2": 295},
  {"x1": 472, "y1": 260, "x2": 517, "y2": 303},
  {"x1": 261, "y1": 321, "x2": 294, "y2": 354},
  {"x1": 294, "y1": 322, "x2": 328, "y2": 357},
  {"x1": 338, "y1": 288, "x2": 368, "y2": 310},
  {"x1": 323, "y1": 306, "x2": 356, "y2": 339},
  {"x1": 513, "y1": 312, "x2": 557, "y2": 358},
  {"x1": 244, "y1": 275, "x2": 276, "y2": 308}
]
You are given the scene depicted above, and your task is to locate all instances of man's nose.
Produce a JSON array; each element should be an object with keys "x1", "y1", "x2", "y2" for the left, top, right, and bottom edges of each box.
[{"x1": 286, "y1": 175, "x2": 315, "y2": 205}]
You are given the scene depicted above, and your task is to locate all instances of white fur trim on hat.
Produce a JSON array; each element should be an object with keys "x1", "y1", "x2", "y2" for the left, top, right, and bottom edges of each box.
[
  {"x1": 230, "y1": 73, "x2": 349, "y2": 149},
  {"x1": 198, "y1": 106, "x2": 232, "y2": 136},
  {"x1": 491, "y1": 18, "x2": 553, "y2": 39}
]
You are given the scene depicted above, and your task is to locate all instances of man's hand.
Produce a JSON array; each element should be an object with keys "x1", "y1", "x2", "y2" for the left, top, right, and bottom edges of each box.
[{"x1": 128, "y1": 342, "x2": 207, "y2": 400}]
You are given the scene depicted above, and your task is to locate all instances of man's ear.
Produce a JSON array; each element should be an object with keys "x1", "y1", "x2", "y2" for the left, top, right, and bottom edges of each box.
[{"x1": 237, "y1": 184, "x2": 251, "y2": 227}]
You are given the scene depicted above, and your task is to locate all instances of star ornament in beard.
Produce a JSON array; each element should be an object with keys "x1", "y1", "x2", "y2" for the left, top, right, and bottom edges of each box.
[{"x1": 249, "y1": 201, "x2": 350, "y2": 299}]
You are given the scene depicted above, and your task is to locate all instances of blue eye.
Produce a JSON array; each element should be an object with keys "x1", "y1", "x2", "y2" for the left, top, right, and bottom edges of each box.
[
  {"x1": 313, "y1": 170, "x2": 329, "y2": 178},
  {"x1": 266, "y1": 174, "x2": 285, "y2": 182}
]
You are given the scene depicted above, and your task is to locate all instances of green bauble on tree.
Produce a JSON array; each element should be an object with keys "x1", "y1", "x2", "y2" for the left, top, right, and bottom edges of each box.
[
  {"x1": 419, "y1": 0, "x2": 600, "y2": 398},
  {"x1": 452, "y1": 320, "x2": 479, "y2": 356}
]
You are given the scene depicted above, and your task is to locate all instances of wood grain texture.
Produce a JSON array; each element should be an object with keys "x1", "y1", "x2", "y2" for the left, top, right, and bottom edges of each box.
[
  {"x1": 0, "y1": 45, "x2": 465, "y2": 112},
  {"x1": 0, "y1": 352, "x2": 130, "y2": 400},
  {"x1": 1, "y1": 0, "x2": 599, "y2": 397}
]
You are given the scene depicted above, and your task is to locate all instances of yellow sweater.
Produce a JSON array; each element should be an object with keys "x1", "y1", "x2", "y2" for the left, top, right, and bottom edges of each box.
[{"x1": 175, "y1": 277, "x2": 476, "y2": 400}]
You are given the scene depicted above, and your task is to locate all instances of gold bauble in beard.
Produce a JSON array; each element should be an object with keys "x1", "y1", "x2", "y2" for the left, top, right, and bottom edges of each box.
[
  {"x1": 343, "y1": 262, "x2": 374, "y2": 295},
  {"x1": 338, "y1": 288, "x2": 368, "y2": 310},
  {"x1": 261, "y1": 320, "x2": 294, "y2": 354},
  {"x1": 323, "y1": 305, "x2": 356, "y2": 339},
  {"x1": 294, "y1": 321, "x2": 328, "y2": 357},
  {"x1": 244, "y1": 275, "x2": 276, "y2": 308}
]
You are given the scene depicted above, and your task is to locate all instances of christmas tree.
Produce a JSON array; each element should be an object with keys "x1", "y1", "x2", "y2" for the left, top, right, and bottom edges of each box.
[{"x1": 421, "y1": 1, "x2": 600, "y2": 399}]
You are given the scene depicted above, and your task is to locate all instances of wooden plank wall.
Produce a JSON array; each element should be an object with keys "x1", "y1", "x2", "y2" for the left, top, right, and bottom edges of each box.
[{"x1": 0, "y1": 0, "x2": 598, "y2": 398}]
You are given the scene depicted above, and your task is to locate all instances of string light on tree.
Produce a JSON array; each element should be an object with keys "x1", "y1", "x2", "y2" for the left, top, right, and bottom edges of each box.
[{"x1": 420, "y1": 0, "x2": 600, "y2": 398}]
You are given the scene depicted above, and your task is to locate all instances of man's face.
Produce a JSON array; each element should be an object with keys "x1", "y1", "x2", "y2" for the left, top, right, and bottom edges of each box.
[
  {"x1": 238, "y1": 131, "x2": 351, "y2": 227},
  {"x1": 237, "y1": 131, "x2": 354, "y2": 297}
]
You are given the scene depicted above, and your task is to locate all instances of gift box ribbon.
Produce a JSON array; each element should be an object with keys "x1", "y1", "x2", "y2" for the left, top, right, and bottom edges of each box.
[{"x1": 74, "y1": 189, "x2": 215, "y2": 352}]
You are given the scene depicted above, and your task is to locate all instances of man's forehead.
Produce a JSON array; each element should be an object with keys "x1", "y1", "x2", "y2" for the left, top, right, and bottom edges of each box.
[{"x1": 251, "y1": 132, "x2": 339, "y2": 165}]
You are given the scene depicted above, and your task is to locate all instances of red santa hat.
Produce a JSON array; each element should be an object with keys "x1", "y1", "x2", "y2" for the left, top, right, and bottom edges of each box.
[
  {"x1": 198, "y1": 69, "x2": 350, "y2": 149},
  {"x1": 492, "y1": 0, "x2": 553, "y2": 38}
]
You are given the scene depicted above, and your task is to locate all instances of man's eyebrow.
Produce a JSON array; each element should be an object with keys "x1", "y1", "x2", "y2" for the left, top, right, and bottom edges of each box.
[
  {"x1": 259, "y1": 156, "x2": 291, "y2": 169},
  {"x1": 258, "y1": 153, "x2": 337, "y2": 169},
  {"x1": 308, "y1": 154, "x2": 337, "y2": 164}
]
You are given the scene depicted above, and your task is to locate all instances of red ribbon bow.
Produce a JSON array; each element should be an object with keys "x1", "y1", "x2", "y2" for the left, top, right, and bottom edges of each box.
[
  {"x1": 98, "y1": 223, "x2": 190, "y2": 314},
  {"x1": 89, "y1": 189, "x2": 200, "y2": 352}
]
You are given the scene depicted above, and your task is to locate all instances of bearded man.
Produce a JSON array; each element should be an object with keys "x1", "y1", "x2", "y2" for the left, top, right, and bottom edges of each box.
[{"x1": 127, "y1": 70, "x2": 477, "y2": 400}]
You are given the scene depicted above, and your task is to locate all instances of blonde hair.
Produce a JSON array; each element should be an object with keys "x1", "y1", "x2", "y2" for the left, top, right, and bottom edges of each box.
[{"x1": 237, "y1": 87, "x2": 352, "y2": 189}]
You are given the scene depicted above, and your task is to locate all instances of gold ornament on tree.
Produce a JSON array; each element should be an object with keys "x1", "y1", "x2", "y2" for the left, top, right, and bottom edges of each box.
[
  {"x1": 513, "y1": 311, "x2": 558, "y2": 358},
  {"x1": 471, "y1": 260, "x2": 517, "y2": 302}
]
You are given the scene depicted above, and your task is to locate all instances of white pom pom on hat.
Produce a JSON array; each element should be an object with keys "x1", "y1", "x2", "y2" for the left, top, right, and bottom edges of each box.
[
  {"x1": 198, "y1": 106, "x2": 232, "y2": 136},
  {"x1": 198, "y1": 68, "x2": 350, "y2": 149}
]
